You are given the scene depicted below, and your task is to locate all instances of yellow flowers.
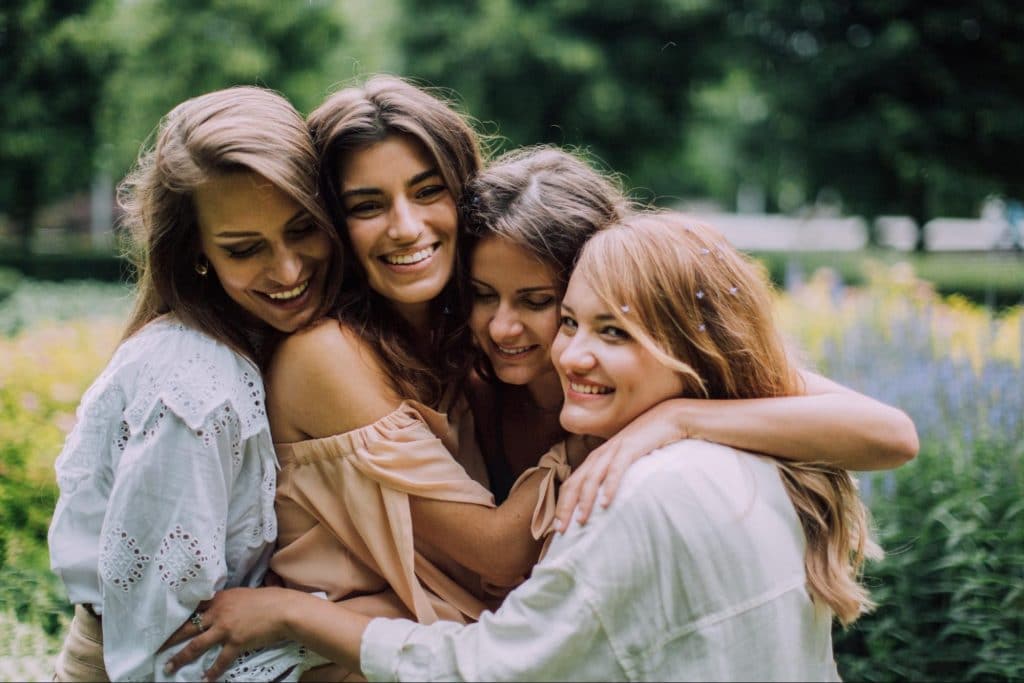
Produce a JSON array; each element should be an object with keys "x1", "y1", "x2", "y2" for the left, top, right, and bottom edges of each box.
[
  {"x1": 1, "y1": 317, "x2": 124, "y2": 485},
  {"x1": 776, "y1": 259, "x2": 1022, "y2": 373}
]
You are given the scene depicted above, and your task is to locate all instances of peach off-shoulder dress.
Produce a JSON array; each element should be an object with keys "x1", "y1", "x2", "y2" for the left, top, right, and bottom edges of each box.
[{"x1": 270, "y1": 397, "x2": 502, "y2": 626}]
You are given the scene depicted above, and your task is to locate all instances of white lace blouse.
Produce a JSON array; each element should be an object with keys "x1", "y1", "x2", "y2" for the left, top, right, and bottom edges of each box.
[{"x1": 48, "y1": 317, "x2": 318, "y2": 681}]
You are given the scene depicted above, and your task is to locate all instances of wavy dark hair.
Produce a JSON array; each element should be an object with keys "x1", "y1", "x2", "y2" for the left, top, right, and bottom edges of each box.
[
  {"x1": 308, "y1": 75, "x2": 483, "y2": 406},
  {"x1": 119, "y1": 86, "x2": 339, "y2": 365}
]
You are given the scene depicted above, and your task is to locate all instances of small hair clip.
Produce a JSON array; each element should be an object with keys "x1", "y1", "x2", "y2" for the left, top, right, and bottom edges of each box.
[
  {"x1": 620, "y1": 305, "x2": 631, "y2": 313},
  {"x1": 695, "y1": 290, "x2": 705, "y2": 300},
  {"x1": 729, "y1": 286, "x2": 738, "y2": 295},
  {"x1": 698, "y1": 323, "x2": 706, "y2": 332}
]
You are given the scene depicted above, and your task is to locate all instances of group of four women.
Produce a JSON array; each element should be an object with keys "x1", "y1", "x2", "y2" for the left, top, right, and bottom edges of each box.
[{"x1": 48, "y1": 75, "x2": 917, "y2": 681}]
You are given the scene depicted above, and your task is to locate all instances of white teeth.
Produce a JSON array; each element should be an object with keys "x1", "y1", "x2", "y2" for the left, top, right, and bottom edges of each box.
[
  {"x1": 497, "y1": 345, "x2": 532, "y2": 356},
  {"x1": 384, "y1": 246, "x2": 435, "y2": 265},
  {"x1": 267, "y1": 281, "x2": 309, "y2": 301},
  {"x1": 570, "y1": 382, "x2": 612, "y2": 395}
]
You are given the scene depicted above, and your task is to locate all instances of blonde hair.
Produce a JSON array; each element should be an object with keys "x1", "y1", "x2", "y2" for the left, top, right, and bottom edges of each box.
[
  {"x1": 308, "y1": 75, "x2": 483, "y2": 406},
  {"x1": 574, "y1": 211, "x2": 881, "y2": 626},
  {"x1": 119, "y1": 86, "x2": 339, "y2": 364}
]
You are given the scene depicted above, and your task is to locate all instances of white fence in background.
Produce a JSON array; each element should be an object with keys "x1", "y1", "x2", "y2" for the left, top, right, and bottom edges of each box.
[{"x1": 684, "y1": 212, "x2": 1019, "y2": 252}]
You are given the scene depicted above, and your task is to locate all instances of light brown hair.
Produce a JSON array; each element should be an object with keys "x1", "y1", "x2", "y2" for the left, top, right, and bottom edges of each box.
[
  {"x1": 119, "y1": 86, "x2": 339, "y2": 364},
  {"x1": 307, "y1": 75, "x2": 484, "y2": 405},
  {"x1": 462, "y1": 145, "x2": 632, "y2": 288},
  {"x1": 574, "y1": 211, "x2": 881, "y2": 626}
]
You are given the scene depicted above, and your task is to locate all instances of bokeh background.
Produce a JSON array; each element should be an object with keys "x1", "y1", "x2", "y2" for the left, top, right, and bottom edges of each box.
[{"x1": 1, "y1": 1, "x2": 1022, "y2": 680}]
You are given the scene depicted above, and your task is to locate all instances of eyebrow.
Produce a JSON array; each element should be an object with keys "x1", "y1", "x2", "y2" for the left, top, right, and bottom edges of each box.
[
  {"x1": 560, "y1": 303, "x2": 616, "y2": 321},
  {"x1": 214, "y1": 210, "x2": 307, "y2": 238},
  {"x1": 340, "y1": 167, "x2": 442, "y2": 200}
]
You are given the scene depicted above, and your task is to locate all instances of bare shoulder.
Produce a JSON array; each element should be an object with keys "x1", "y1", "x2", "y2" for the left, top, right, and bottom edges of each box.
[{"x1": 265, "y1": 318, "x2": 402, "y2": 439}]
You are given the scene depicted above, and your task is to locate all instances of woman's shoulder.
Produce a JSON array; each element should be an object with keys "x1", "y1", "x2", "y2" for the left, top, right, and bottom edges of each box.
[
  {"x1": 266, "y1": 317, "x2": 404, "y2": 438},
  {"x1": 270, "y1": 317, "x2": 379, "y2": 375},
  {"x1": 113, "y1": 316, "x2": 267, "y2": 436}
]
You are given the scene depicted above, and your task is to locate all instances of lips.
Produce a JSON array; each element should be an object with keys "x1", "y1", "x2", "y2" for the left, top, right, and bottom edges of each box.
[
  {"x1": 380, "y1": 244, "x2": 438, "y2": 266},
  {"x1": 258, "y1": 278, "x2": 315, "y2": 311},
  {"x1": 495, "y1": 343, "x2": 539, "y2": 358},
  {"x1": 566, "y1": 374, "x2": 614, "y2": 396},
  {"x1": 265, "y1": 280, "x2": 309, "y2": 301}
]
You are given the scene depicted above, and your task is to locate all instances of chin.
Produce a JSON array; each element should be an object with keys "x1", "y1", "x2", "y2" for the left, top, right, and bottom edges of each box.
[{"x1": 559, "y1": 409, "x2": 609, "y2": 438}]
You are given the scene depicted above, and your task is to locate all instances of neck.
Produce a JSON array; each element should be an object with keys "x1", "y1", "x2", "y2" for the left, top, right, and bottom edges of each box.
[{"x1": 392, "y1": 300, "x2": 432, "y2": 340}]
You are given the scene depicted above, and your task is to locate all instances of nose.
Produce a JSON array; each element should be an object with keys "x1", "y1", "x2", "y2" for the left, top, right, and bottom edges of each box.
[
  {"x1": 556, "y1": 333, "x2": 597, "y2": 374},
  {"x1": 387, "y1": 198, "x2": 424, "y2": 243},
  {"x1": 489, "y1": 303, "x2": 524, "y2": 342},
  {"x1": 269, "y1": 246, "x2": 303, "y2": 285}
]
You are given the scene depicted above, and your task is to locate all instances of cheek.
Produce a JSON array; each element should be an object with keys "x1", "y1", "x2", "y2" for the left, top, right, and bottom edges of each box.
[
  {"x1": 549, "y1": 335, "x2": 568, "y2": 374},
  {"x1": 212, "y1": 261, "x2": 256, "y2": 297},
  {"x1": 307, "y1": 232, "x2": 334, "y2": 262},
  {"x1": 533, "y1": 310, "x2": 561, "y2": 347},
  {"x1": 346, "y1": 223, "x2": 377, "y2": 263},
  {"x1": 468, "y1": 307, "x2": 490, "y2": 342}
]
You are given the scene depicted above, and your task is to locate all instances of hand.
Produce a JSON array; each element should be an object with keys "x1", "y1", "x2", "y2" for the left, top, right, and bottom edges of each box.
[
  {"x1": 163, "y1": 587, "x2": 293, "y2": 682},
  {"x1": 159, "y1": 600, "x2": 213, "y2": 652},
  {"x1": 554, "y1": 400, "x2": 689, "y2": 531}
]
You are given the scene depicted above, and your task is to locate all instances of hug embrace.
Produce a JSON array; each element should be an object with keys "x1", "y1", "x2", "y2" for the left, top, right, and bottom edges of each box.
[{"x1": 47, "y1": 75, "x2": 917, "y2": 682}]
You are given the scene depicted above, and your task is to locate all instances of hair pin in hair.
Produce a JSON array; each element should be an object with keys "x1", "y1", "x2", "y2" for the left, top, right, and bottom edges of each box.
[
  {"x1": 695, "y1": 290, "x2": 705, "y2": 300},
  {"x1": 700, "y1": 247, "x2": 711, "y2": 255},
  {"x1": 698, "y1": 323, "x2": 706, "y2": 332},
  {"x1": 620, "y1": 305, "x2": 631, "y2": 314},
  {"x1": 729, "y1": 286, "x2": 738, "y2": 295}
]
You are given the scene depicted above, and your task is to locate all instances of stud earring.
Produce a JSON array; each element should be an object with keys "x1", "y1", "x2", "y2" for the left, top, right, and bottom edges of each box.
[{"x1": 195, "y1": 260, "x2": 209, "y2": 277}]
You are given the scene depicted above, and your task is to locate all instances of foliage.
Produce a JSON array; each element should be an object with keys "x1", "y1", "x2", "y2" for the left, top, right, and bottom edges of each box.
[
  {"x1": 778, "y1": 264, "x2": 1024, "y2": 680},
  {"x1": 0, "y1": 300, "x2": 125, "y2": 665},
  {"x1": 835, "y1": 439, "x2": 1024, "y2": 682},
  {"x1": 723, "y1": 0, "x2": 1024, "y2": 245},
  {"x1": 0, "y1": 0, "x2": 116, "y2": 251},
  {"x1": 398, "y1": 0, "x2": 731, "y2": 202}
]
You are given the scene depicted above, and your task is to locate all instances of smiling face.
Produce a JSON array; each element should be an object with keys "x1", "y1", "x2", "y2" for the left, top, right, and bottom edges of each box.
[
  {"x1": 469, "y1": 236, "x2": 562, "y2": 389},
  {"x1": 552, "y1": 271, "x2": 685, "y2": 439},
  {"x1": 338, "y1": 134, "x2": 458, "y2": 326},
  {"x1": 195, "y1": 171, "x2": 332, "y2": 333}
]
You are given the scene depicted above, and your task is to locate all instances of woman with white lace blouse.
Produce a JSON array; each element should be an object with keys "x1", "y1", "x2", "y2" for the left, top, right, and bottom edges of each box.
[{"x1": 46, "y1": 86, "x2": 341, "y2": 682}]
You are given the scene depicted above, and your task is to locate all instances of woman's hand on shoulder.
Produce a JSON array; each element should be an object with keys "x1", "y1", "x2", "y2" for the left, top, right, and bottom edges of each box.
[
  {"x1": 554, "y1": 399, "x2": 690, "y2": 531},
  {"x1": 266, "y1": 318, "x2": 402, "y2": 439}
]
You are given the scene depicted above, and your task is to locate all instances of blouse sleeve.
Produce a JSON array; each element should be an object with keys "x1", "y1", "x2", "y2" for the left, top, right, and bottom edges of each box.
[{"x1": 98, "y1": 399, "x2": 318, "y2": 682}]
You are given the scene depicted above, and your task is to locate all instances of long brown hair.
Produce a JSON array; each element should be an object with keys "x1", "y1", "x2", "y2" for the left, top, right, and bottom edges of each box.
[
  {"x1": 573, "y1": 211, "x2": 882, "y2": 626},
  {"x1": 119, "y1": 86, "x2": 339, "y2": 364},
  {"x1": 461, "y1": 145, "x2": 633, "y2": 381},
  {"x1": 308, "y1": 75, "x2": 484, "y2": 406}
]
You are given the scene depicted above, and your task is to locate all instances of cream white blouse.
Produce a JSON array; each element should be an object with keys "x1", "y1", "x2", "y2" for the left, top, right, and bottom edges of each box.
[
  {"x1": 361, "y1": 440, "x2": 842, "y2": 682},
  {"x1": 48, "y1": 317, "x2": 319, "y2": 681}
]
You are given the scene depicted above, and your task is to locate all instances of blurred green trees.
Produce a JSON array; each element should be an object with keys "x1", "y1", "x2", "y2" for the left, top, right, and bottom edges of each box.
[{"x1": 2, "y1": 0, "x2": 1022, "y2": 251}]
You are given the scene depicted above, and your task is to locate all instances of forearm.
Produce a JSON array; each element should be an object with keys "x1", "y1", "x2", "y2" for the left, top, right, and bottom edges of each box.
[
  {"x1": 281, "y1": 592, "x2": 371, "y2": 673},
  {"x1": 674, "y1": 392, "x2": 918, "y2": 470},
  {"x1": 410, "y1": 469, "x2": 545, "y2": 583}
]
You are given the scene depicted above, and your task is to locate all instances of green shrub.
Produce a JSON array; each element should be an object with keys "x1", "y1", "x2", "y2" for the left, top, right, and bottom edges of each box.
[
  {"x1": 0, "y1": 268, "x2": 22, "y2": 304},
  {"x1": 835, "y1": 438, "x2": 1024, "y2": 681}
]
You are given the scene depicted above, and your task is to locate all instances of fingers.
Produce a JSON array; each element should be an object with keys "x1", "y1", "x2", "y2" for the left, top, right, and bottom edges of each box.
[
  {"x1": 571, "y1": 452, "x2": 611, "y2": 526},
  {"x1": 164, "y1": 628, "x2": 223, "y2": 677},
  {"x1": 553, "y1": 473, "x2": 582, "y2": 533},
  {"x1": 202, "y1": 644, "x2": 241, "y2": 683}
]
